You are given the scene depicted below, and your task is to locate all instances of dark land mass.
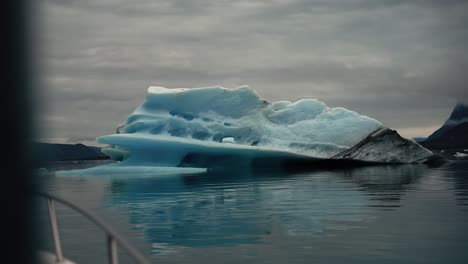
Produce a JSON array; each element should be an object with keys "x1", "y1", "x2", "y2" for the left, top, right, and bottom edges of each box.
[
  {"x1": 33, "y1": 142, "x2": 109, "y2": 162},
  {"x1": 421, "y1": 122, "x2": 468, "y2": 150},
  {"x1": 420, "y1": 103, "x2": 468, "y2": 151},
  {"x1": 416, "y1": 103, "x2": 468, "y2": 160}
]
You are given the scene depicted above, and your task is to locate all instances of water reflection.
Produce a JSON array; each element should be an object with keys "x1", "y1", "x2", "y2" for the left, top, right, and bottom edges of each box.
[
  {"x1": 342, "y1": 165, "x2": 427, "y2": 210},
  {"x1": 441, "y1": 161, "x2": 468, "y2": 207},
  {"x1": 101, "y1": 164, "x2": 430, "y2": 251}
]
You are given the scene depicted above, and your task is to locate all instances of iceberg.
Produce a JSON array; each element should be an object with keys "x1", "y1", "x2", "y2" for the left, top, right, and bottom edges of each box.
[{"x1": 60, "y1": 86, "x2": 437, "y2": 175}]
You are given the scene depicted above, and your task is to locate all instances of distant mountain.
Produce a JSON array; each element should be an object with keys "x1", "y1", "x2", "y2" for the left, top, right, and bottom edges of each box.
[
  {"x1": 421, "y1": 103, "x2": 468, "y2": 150},
  {"x1": 33, "y1": 142, "x2": 109, "y2": 162},
  {"x1": 413, "y1": 137, "x2": 427, "y2": 143}
]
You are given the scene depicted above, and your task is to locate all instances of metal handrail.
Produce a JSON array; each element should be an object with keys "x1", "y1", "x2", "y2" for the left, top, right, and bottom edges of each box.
[{"x1": 35, "y1": 191, "x2": 151, "y2": 264}]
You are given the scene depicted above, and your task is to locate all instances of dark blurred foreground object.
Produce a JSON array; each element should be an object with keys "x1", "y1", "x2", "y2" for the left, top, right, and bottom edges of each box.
[{"x1": 4, "y1": 0, "x2": 35, "y2": 263}]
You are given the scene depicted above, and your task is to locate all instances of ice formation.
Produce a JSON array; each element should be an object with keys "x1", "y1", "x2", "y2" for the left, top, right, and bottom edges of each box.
[{"x1": 60, "y1": 85, "x2": 436, "y2": 175}]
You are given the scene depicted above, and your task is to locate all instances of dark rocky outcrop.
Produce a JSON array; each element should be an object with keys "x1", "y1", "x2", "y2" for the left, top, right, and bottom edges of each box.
[{"x1": 331, "y1": 128, "x2": 441, "y2": 164}]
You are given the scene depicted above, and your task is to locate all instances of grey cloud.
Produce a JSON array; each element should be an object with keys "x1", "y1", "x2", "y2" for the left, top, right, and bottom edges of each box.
[
  {"x1": 38, "y1": 0, "x2": 468, "y2": 141},
  {"x1": 45, "y1": 0, "x2": 214, "y2": 16}
]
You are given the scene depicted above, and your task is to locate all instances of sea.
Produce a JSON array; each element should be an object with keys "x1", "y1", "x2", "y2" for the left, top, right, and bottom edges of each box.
[{"x1": 35, "y1": 160, "x2": 468, "y2": 263}]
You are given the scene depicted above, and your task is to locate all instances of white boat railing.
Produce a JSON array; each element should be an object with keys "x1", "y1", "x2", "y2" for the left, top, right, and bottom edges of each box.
[{"x1": 35, "y1": 191, "x2": 151, "y2": 264}]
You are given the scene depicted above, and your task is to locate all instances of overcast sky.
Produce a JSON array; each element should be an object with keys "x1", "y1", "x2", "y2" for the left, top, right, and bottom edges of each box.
[{"x1": 36, "y1": 0, "x2": 468, "y2": 146}]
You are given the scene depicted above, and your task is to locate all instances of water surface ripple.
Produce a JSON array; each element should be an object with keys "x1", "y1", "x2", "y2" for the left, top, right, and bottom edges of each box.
[{"x1": 37, "y1": 160, "x2": 468, "y2": 263}]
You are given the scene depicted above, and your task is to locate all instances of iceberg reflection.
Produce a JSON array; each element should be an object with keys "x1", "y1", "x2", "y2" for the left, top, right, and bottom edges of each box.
[{"x1": 100, "y1": 166, "x2": 425, "y2": 250}]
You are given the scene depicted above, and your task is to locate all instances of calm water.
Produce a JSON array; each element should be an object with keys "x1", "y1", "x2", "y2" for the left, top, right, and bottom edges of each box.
[{"x1": 36, "y1": 160, "x2": 468, "y2": 263}]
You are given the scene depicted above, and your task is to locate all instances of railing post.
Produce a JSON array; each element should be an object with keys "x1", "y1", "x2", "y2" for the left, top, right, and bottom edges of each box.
[
  {"x1": 47, "y1": 199, "x2": 64, "y2": 263},
  {"x1": 37, "y1": 192, "x2": 150, "y2": 264},
  {"x1": 107, "y1": 235, "x2": 119, "y2": 264}
]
